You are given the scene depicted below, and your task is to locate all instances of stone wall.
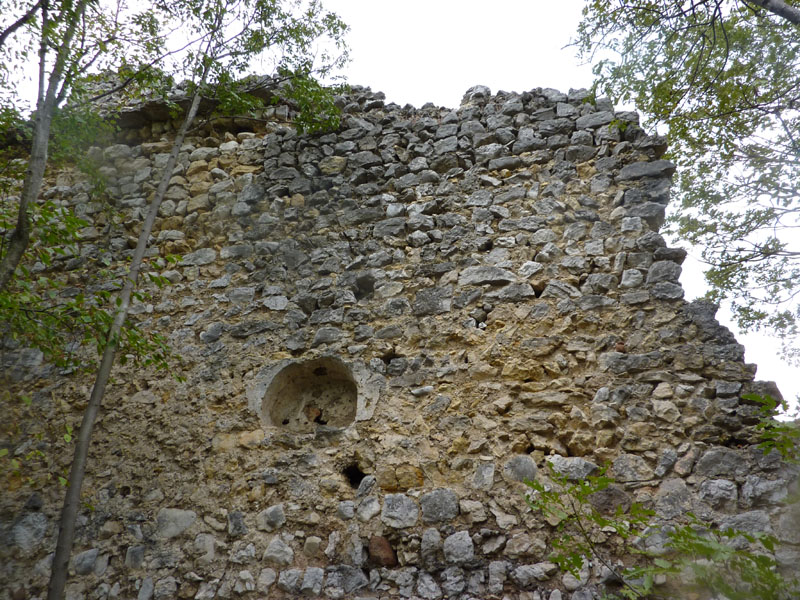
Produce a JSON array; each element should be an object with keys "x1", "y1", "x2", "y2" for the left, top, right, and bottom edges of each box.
[{"x1": 2, "y1": 83, "x2": 798, "y2": 600}]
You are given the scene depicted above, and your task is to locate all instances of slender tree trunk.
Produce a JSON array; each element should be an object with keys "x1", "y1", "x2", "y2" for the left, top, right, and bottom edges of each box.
[
  {"x1": 0, "y1": 0, "x2": 89, "y2": 293},
  {"x1": 748, "y1": 0, "x2": 800, "y2": 25},
  {"x1": 46, "y1": 74, "x2": 208, "y2": 600}
]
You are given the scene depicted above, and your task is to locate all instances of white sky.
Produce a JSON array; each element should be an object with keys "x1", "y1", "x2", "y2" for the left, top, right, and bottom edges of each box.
[{"x1": 324, "y1": 0, "x2": 799, "y2": 411}]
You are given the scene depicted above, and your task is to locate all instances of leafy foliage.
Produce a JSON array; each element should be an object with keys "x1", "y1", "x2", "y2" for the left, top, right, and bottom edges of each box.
[
  {"x1": 526, "y1": 465, "x2": 799, "y2": 599},
  {"x1": 576, "y1": 0, "x2": 800, "y2": 358},
  {"x1": 744, "y1": 393, "x2": 800, "y2": 462},
  {"x1": 526, "y1": 465, "x2": 658, "y2": 599}
]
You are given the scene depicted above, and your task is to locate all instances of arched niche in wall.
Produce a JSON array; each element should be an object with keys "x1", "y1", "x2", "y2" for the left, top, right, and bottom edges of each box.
[{"x1": 247, "y1": 356, "x2": 383, "y2": 433}]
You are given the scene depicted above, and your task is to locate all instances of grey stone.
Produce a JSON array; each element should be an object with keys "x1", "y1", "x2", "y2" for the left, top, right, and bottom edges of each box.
[
  {"x1": 301, "y1": 567, "x2": 325, "y2": 595},
  {"x1": 720, "y1": 510, "x2": 772, "y2": 536},
  {"x1": 357, "y1": 497, "x2": 380, "y2": 522},
  {"x1": 277, "y1": 568, "x2": 302, "y2": 593},
  {"x1": 312, "y1": 327, "x2": 342, "y2": 347},
  {"x1": 546, "y1": 455, "x2": 599, "y2": 480},
  {"x1": 420, "y1": 488, "x2": 460, "y2": 523},
  {"x1": 441, "y1": 566, "x2": 466, "y2": 596},
  {"x1": 73, "y1": 548, "x2": 99, "y2": 575},
  {"x1": 125, "y1": 545, "x2": 145, "y2": 569},
  {"x1": 646, "y1": 261, "x2": 682, "y2": 284},
  {"x1": 325, "y1": 564, "x2": 369, "y2": 595},
  {"x1": 617, "y1": 159, "x2": 676, "y2": 181},
  {"x1": 654, "y1": 478, "x2": 691, "y2": 519},
  {"x1": 263, "y1": 537, "x2": 294, "y2": 566},
  {"x1": 155, "y1": 508, "x2": 196, "y2": 538},
  {"x1": 473, "y1": 462, "x2": 495, "y2": 490},
  {"x1": 698, "y1": 479, "x2": 738, "y2": 508},
  {"x1": 417, "y1": 571, "x2": 442, "y2": 599},
  {"x1": 694, "y1": 447, "x2": 748, "y2": 478},
  {"x1": 12, "y1": 512, "x2": 47, "y2": 553},
  {"x1": 443, "y1": 530, "x2": 474, "y2": 565},
  {"x1": 741, "y1": 475, "x2": 789, "y2": 507},
  {"x1": 373, "y1": 217, "x2": 407, "y2": 237},
  {"x1": 620, "y1": 269, "x2": 644, "y2": 288},
  {"x1": 511, "y1": 562, "x2": 558, "y2": 586},
  {"x1": 256, "y1": 504, "x2": 285, "y2": 531},
  {"x1": 421, "y1": 527, "x2": 442, "y2": 562},
  {"x1": 503, "y1": 455, "x2": 537, "y2": 482},
  {"x1": 337, "y1": 501, "x2": 355, "y2": 520},
  {"x1": 651, "y1": 282, "x2": 684, "y2": 300},
  {"x1": 180, "y1": 248, "x2": 216, "y2": 266},
  {"x1": 612, "y1": 454, "x2": 654, "y2": 482},
  {"x1": 154, "y1": 576, "x2": 178, "y2": 599},
  {"x1": 413, "y1": 286, "x2": 452, "y2": 316},
  {"x1": 488, "y1": 560, "x2": 511, "y2": 594},
  {"x1": 138, "y1": 576, "x2": 154, "y2": 600},
  {"x1": 381, "y1": 494, "x2": 419, "y2": 528},
  {"x1": 777, "y1": 503, "x2": 800, "y2": 544},
  {"x1": 575, "y1": 111, "x2": 615, "y2": 129},
  {"x1": 227, "y1": 511, "x2": 247, "y2": 537},
  {"x1": 458, "y1": 266, "x2": 516, "y2": 286},
  {"x1": 257, "y1": 568, "x2": 277, "y2": 593},
  {"x1": 629, "y1": 202, "x2": 667, "y2": 229}
]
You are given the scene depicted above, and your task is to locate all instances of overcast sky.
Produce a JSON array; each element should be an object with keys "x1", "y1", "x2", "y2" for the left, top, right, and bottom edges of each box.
[{"x1": 323, "y1": 0, "x2": 799, "y2": 410}]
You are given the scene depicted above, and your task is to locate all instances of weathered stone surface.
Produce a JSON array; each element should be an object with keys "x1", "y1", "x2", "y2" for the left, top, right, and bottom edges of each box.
[
  {"x1": 546, "y1": 455, "x2": 599, "y2": 480},
  {"x1": 612, "y1": 454, "x2": 654, "y2": 482},
  {"x1": 263, "y1": 537, "x2": 294, "y2": 566},
  {"x1": 503, "y1": 455, "x2": 538, "y2": 482},
  {"x1": 617, "y1": 159, "x2": 676, "y2": 180},
  {"x1": 511, "y1": 562, "x2": 558, "y2": 586},
  {"x1": 458, "y1": 266, "x2": 517, "y2": 286},
  {"x1": 443, "y1": 530, "x2": 474, "y2": 565},
  {"x1": 695, "y1": 447, "x2": 749, "y2": 478},
  {"x1": 380, "y1": 494, "x2": 419, "y2": 528},
  {"x1": 3, "y1": 83, "x2": 793, "y2": 600},
  {"x1": 256, "y1": 504, "x2": 285, "y2": 531},
  {"x1": 420, "y1": 488, "x2": 460, "y2": 523},
  {"x1": 12, "y1": 513, "x2": 47, "y2": 553},
  {"x1": 155, "y1": 508, "x2": 196, "y2": 538}
]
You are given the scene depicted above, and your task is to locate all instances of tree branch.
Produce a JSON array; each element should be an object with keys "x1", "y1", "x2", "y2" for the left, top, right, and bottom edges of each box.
[
  {"x1": 0, "y1": 0, "x2": 43, "y2": 52},
  {"x1": 746, "y1": 0, "x2": 800, "y2": 25}
]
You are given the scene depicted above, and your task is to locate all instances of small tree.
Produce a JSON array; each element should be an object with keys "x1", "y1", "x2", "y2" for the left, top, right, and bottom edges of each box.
[{"x1": 44, "y1": 2, "x2": 348, "y2": 598}]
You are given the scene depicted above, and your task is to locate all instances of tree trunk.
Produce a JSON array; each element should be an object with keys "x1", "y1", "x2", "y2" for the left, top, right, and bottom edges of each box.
[
  {"x1": 46, "y1": 78, "x2": 207, "y2": 600},
  {"x1": 0, "y1": 0, "x2": 90, "y2": 293},
  {"x1": 749, "y1": 0, "x2": 800, "y2": 25}
]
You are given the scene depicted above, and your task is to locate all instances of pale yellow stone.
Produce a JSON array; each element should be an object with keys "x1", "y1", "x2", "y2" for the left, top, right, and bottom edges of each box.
[
  {"x1": 652, "y1": 400, "x2": 680, "y2": 423},
  {"x1": 190, "y1": 181, "x2": 212, "y2": 196},
  {"x1": 211, "y1": 432, "x2": 237, "y2": 453},
  {"x1": 186, "y1": 160, "x2": 208, "y2": 176},
  {"x1": 238, "y1": 429, "x2": 264, "y2": 448},
  {"x1": 653, "y1": 382, "x2": 674, "y2": 398},
  {"x1": 230, "y1": 164, "x2": 261, "y2": 176}
]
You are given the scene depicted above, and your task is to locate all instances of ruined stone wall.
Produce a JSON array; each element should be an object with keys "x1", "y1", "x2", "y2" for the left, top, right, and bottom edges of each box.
[{"x1": 2, "y1": 84, "x2": 799, "y2": 600}]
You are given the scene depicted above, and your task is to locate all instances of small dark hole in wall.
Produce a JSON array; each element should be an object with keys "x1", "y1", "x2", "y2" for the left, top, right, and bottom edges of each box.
[
  {"x1": 525, "y1": 444, "x2": 535, "y2": 454},
  {"x1": 313, "y1": 367, "x2": 328, "y2": 376},
  {"x1": 282, "y1": 419, "x2": 290, "y2": 425},
  {"x1": 120, "y1": 486, "x2": 131, "y2": 497},
  {"x1": 380, "y1": 349, "x2": 402, "y2": 364},
  {"x1": 343, "y1": 464, "x2": 367, "y2": 489}
]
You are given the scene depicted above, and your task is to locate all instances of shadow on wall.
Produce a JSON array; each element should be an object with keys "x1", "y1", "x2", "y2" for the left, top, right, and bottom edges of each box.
[{"x1": 263, "y1": 357, "x2": 358, "y2": 432}]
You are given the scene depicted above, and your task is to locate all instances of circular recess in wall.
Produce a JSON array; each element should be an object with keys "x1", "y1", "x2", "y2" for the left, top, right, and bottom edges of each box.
[{"x1": 262, "y1": 357, "x2": 358, "y2": 432}]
